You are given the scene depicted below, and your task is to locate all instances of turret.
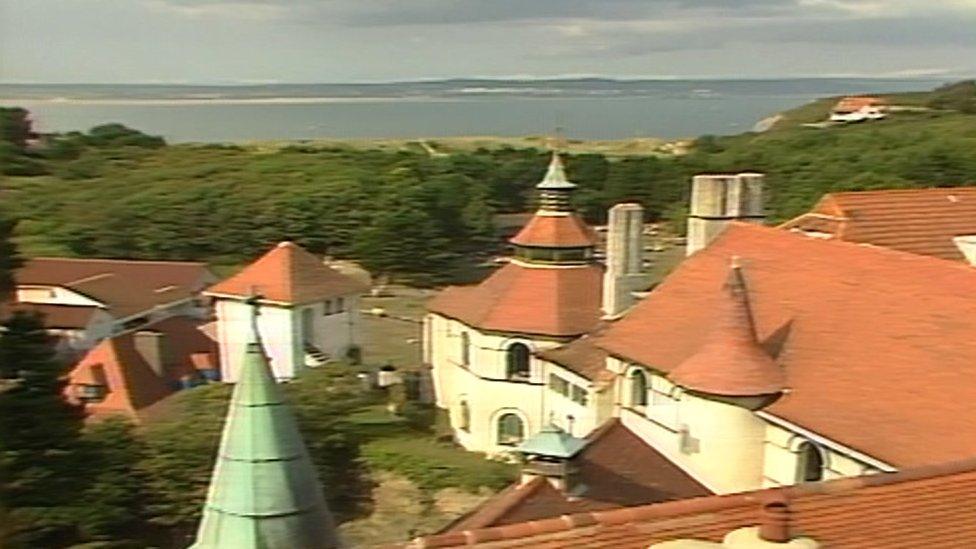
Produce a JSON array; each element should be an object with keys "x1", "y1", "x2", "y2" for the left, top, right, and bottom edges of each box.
[
  {"x1": 687, "y1": 173, "x2": 765, "y2": 256},
  {"x1": 668, "y1": 258, "x2": 784, "y2": 410},
  {"x1": 191, "y1": 300, "x2": 341, "y2": 549}
]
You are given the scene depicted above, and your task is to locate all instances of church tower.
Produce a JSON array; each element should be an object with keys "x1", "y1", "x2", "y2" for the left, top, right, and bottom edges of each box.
[{"x1": 191, "y1": 301, "x2": 341, "y2": 549}]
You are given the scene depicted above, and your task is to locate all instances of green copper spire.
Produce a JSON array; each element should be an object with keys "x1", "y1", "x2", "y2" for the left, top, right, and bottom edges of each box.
[{"x1": 191, "y1": 301, "x2": 341, "y2": 549}]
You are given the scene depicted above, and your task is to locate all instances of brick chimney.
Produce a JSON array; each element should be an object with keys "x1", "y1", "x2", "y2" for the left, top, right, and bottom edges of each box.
[
  {"x1": 602, "y1": 202, "x2": 645, "y2": 318},
  {"x1": 687, "y1": 173, "x2": 765, "y2": 256}
]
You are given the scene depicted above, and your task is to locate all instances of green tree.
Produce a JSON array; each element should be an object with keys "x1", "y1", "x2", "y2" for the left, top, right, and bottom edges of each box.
[
  {"x1": 0, "y1": 311, "x2": 84, "y2": 547},
  {"x1": 0, "y1": 212, "x2": 23, "y2": 302}
]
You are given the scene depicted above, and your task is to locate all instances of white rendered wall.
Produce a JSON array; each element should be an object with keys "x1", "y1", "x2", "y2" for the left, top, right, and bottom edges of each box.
[
  {"x1": 17, "y1": 285, "x2": 103, "y2": 307},
  {"x1": 216, "y1": 299, "x2": 297, "y2": 382},
  {"x1": 428, "y1": 313, "x2": 595, "y2": 453},
  {"x1": 761, "y1": 422, "x2": 882, "y2": 488},
  {"x1": 619, "y1": 369, "x2": 767, "y2": 494}
]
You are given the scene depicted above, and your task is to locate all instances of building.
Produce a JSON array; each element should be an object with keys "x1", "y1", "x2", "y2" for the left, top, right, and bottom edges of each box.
[
  {"x1": 425, "y1": 153, "x2": 612, "y2": 452},
  {"x1": 780, "y1": 186, "x2": 976, "y2": 262},
  {"x1": 205, "y1": 241, "x2": 368, "y2": 382},
  {"x1": 425, "y1": 169, "x2": 976, "y2": 535},
  {"x1": 8, "y1": 257, "x2": 215, "y2": 355},
  {"x1": 407, "y1": 457, "x2": 976, "y2": 548},
  {"x1": 828, "y1": 96, "x2": 887, "y2": 123},
  {"x1": 64, "y1": 316, "x2": 219, "y2": 419},
  {"x1": 191, "y1": 303, "x2": 341, "y2": 549}
]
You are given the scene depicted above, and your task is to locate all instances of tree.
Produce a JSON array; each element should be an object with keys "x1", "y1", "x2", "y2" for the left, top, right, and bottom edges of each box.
[
  {"x1": 0, "y1": 311, "x2": 84, "y2": 547},
  {"x1": 0, "y1": 107, "x2": 33, "y2": 149},
  {"x1": 0, "y1": 212, "x2": 22, "y2": 303}
]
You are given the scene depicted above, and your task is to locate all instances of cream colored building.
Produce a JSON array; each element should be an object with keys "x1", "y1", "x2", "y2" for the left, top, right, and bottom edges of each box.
[
  {"x1": 426, "y1": 168, "x2": 976, "y2": 505},
  {"x1": 205, "y1": 241, "x2": 367, "y2": 382}
]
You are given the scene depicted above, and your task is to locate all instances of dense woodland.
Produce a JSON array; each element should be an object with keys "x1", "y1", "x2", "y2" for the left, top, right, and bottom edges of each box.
[{"x1": 3, "y1": 81, "x2": 976, "y2": 283}]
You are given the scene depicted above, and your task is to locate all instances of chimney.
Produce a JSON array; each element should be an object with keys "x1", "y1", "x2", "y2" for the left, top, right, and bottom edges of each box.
[
  {"x1": 133, "y1": 330, "x2": 169, "y2": 378},
  {"x1": 687, "y1": 173, "x2": 765, "y2": 256},
  {"x1": 758, "y1": 496, "x2": 791, "y2": 543},
  {"x1": 602, "y1": 203, "x2": 645, "y2": 318}
]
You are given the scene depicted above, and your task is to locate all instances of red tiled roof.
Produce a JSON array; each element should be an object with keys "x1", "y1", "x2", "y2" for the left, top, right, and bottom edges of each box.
[
  {"x1": 2, "y1": 302, "x2": 98, "y2": 329},
  {"x1": 779, "y1": 187, "x2": 976, "y2": 260},
  {"x1": 427, "y1": 262, "x2": 603, "y2": 337},
  {"x1": 408, "y1": 457, "x2": 976, "y2": 548},
  {"x1": 509, "y1": 215, "x2": 597, "y2": 248},
  {"x1": 67, "y1": 336, "x2": 174, "y2": 418},
  {"x1": 667, "y1": 264, "x2": 784, "y2": 397},
  {"x1": 598, "y1": 223, "x2": 976, "y2": 467},
  {"x1": 205, "y1": 241, "x2": 368, "y2": 305},
  {"x1": 17, "y1": 257, "x2": 214, "y2": 317},
  {"x1": 536, "y1": 326, "x2": 613, "y2": 382},
  {"x1": 833, "y1": 96, "x2": 886, "y2": 112},
  {"x1": 143, "y1": 316, "x2": 220, "y2": 378},
  {"x1": 446, "y1": 420, "x2": 710, "y2": 533}
]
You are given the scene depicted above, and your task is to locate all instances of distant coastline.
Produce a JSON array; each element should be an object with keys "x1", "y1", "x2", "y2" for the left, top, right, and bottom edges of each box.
[{"x1": 0, "y1": 78, "x2": 943, "y2": 142}]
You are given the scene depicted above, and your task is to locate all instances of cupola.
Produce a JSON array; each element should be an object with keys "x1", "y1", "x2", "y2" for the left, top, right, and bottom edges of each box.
[
  {"x1": 509, "y1": 153, "x2": 597, "y2": 264},
  {"x1": 668, "y1": 258, "x2": 785, "y2": 409},
  {"x1": 515, "y1": 423, "x2": 588, "y2": 493}
]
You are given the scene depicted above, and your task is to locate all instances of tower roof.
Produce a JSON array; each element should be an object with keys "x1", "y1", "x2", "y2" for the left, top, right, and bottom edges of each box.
[
  {"x1": 536, "y1": 153, "x2": 577, "y2": 190},
  {"x1": 191, "y1": 310, "x2": 340, "y2": 549},
  {"x1": 516, "y1": 424, "x2": 588, "y2": 459},
  {"x1": 205, "y1": 241, "x2": 368, "y2": 305},
  {"x1": 667, "y1": 260, "x2": 785, "y2": 397}
]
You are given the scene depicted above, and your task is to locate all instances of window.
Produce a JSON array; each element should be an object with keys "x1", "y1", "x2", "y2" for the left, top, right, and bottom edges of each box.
[
  {"x1": 629, "y1": 369, "x2": 648, "y2": 407},
  {"x1": 796, "y1": 441, "x2": 825, "y2": 483},
  {"x1": 549, "y1": 373, "x2": 569, "y2": 396},
  {"x1": 460, "y1": 332, "x2": 471, "y2": 366},
  {"x1": 571, "y1": 385, "x2": 588, "y2": 406},
  {"x1": 458, "y1": 401, "x2": 470, "y2": 432},
  {"x1": 506, "y1": 343, "x2": 531, "y2": 379},
  {"x1": 336, "y1": 297, "x2": 345, "y2": 312},
  {"x1": 497, "y1": 413, "x2": 525, "y2": 445},
  {"x1": 77, "y1": 384, "x2": 107, "y2": 403},
  {"x1": 324, "y1": 300, "x2": 333, "y2": 315}
]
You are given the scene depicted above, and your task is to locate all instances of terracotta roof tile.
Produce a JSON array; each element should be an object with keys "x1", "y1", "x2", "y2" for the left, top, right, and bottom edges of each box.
[
  {"x1": 446, "y1": 420, "x2": 710, "y2": 532},
  {"x1": 411, "y1": 458, "x2": 976, "y2": 548},
  {"x1": 509, "y1": 215, "x2": 597, "y2": 248},
  {"x1": 205, "y1": 241, "x2": 368, "y2": 305},
  {"x1": 598, "y1": 223, "x2": 976, "y2": 467},
  {"x1": 536, "y1": 326, "x2": 613, "y2": 382},
  {"x1": 67, "y1": 336, "x2": 174, "y2": 418},
  {"x1": 427, "y1": 262, "x2": 603, "y2": 337},
  {"x1": 17, "y1": 257, "x2": 214, "y2": 318},
  {"x1": 779, "y1": 187, "x2": 976, "y2": 260},
  {"x1": 667, "y1": 264, "x2": 785, "y2": 397}
]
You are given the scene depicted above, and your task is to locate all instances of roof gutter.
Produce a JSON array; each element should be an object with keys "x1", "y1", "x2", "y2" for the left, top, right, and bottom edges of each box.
[{"x1": 756, "y1": 411, "x2": 897, "y2": 473}]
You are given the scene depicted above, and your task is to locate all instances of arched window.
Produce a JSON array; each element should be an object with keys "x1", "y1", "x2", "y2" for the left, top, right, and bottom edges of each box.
[
  {"x1": 458, "y1": 401, "x2": 470, "y2": 432},
  {"x1": 796, "y1": 441, "x2": 825, "y2": 483},
  {"x1": 629, "y1": 369, "x2": 648, "y2": 407},
  {"x1": 497, "y1": 413, "x2": 525, "y2": 445},
  {"x1": 506, "y1": 343, "x2": 531, "y2": 379},
  {"x1": 460, "y1": 332, "x2": 471, "y2": 366}
]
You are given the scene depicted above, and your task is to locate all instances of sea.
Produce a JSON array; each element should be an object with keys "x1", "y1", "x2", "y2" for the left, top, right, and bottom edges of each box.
[{"x1": 0, "y1": 78, "x2": 945, "y2": 143}]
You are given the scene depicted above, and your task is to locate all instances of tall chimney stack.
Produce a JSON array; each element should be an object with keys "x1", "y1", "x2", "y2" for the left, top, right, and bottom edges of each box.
[
  {"x1": 686, "y1": 173, "x2": 765, "y2": 256},
  {"x1": 602, "y1": 203, "x2": 645, "y2": 318}
]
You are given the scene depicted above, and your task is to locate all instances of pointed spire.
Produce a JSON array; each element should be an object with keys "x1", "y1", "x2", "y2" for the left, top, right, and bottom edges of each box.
[
  {"x1": 537, "y1": 152, "x2": 577, "y2": 191},
  {"x1": 668, "y1": 258, "x2": 785, "y2": 398},
  {"x1": 191, "y1": 301, "x2": 341, "y2": 549}
]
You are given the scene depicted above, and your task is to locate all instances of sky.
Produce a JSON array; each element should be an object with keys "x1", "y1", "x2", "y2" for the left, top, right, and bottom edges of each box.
[{"x1": 1, "y1": 0, "x2": 975, "y2": 83}]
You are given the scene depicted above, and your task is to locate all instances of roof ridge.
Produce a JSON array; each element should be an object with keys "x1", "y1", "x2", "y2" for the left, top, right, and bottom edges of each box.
[
  {"x1": 412, "y1": 456, "x2": 976, "y2": 548},
  {"x1": 728, "y1": 222, "x2": 976, "y2": 274}
]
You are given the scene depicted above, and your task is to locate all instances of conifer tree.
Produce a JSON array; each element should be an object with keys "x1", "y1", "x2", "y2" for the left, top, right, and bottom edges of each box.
[{"x1": 0, "y1": 311, "x2": 84, "y2": 547}]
